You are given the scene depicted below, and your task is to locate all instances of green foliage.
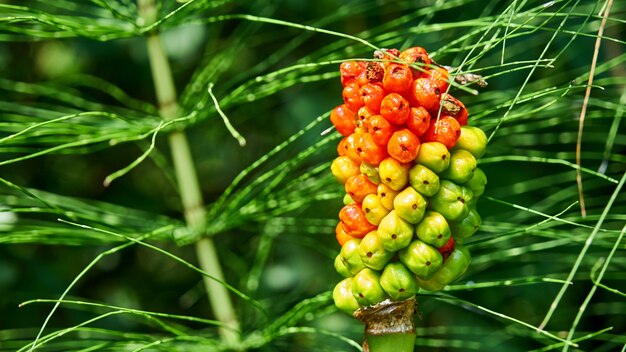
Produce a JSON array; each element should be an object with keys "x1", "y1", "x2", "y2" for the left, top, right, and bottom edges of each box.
[{"x1": 1, "y1": 0, "x2": 625, "y2": 351}]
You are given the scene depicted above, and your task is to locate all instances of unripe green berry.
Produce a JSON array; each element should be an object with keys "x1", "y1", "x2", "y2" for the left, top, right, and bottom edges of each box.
[
  {"x1": 379, "y1": 262, "x2": 420, "y2": 300},
  {"x1": 463, "y1": 167, "x2": 487, "y2": 198},
  {"x1": 343, "y1": 193, "x2": 355, "y2": 205},
  {"x1": 416, "y1": 211, "x2": 451, "y2": 248},
  {"x1": 408, "y1": 164, "x2": 440, "y2": 197},
  {"x1": 378, "y1": 157, "x2": 410, "y2": 191},
  {"x1": 429, "y1": 180, "x2": 473, "y2": 222},
  {"x1": 360, "y1": 161, "x2": 381, "y2": 184},
  {"x1": 333, "y1": 278, "x2": 361, "y2": 315},
  {"x1": 377, "y1": 210, "x2": 414, "y2": 252},
  {"x1": 415, "y1": 142, "x2": 450, "y2": 174},
  {"x1": 338, "y1": 238, "x2": 365, "y2": 276},
  {"x1": 450, "y1": 207, "x2": 481, "y2": 244},
  {"x1": 393, "y1": 186, "x2": 427, "y2": 224},
  {"x1": 362, "y1": 194, "x2": 390, "y2": 226},
  {"x1": 334, "y1": 253, "x2": 352, "y2": 278},
  {"x1": 416, "y1": 245, "x2": 471, "y2": 291},
  {"x1": 352, "y1": 268, "x2": 388, "y2": 306},
  {"x1": 399, "y1": 239, "x2": 443, "y2": 280},
  {"x1": 359, "y1": 230, "x2": 395, "y2": 270},
  {"x1": 453, "y1": 125, "x2": 487, "y2": 158},
  {"x1": 439, "y1": 149, "x2": 477, "y2": 184}
]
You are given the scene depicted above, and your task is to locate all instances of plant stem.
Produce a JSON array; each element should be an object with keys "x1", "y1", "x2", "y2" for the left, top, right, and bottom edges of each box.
[
  {"x1": 355, "y1": 298, "x2": 417, "y2": 352},
  {"x1": 138, "y1": 0, "x2": 241, "y2": 349}
]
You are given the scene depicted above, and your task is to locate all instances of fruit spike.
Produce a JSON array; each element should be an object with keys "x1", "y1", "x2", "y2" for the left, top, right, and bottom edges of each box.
[{"x1": 330, "y1": 46, "x2": 487, "y2": 351}]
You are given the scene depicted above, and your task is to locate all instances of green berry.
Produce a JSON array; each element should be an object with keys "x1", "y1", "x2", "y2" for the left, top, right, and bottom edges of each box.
[
  {"x1": 450, "y1": 207, "x2": 481, "y2": 244},
  {"x1": 393, "y1": 186, "x2": 427, "y2": 224},
  {"x1": 463, "y1": 167, "x2": 487, "y2": 198},
  {"x1": 415, "y1": 142, "x2": 450, "y2": 174},
  {"x1": 429, "y1": 180, "x2": 473, "y2": 222},
  {"x1": 439, "y1": 149, "x2": 477, "y2": 184},
  {"x1": 352, "y1": 268, "x2": 388, "y2": 306},
  {"x1": 415, "y1": 211, "x2": 451, "y2": 248},
  {"x1": 362, "y1": 194, "x2": 390, "y2": 226},
  {"x1": 377, "y1": 210, "x2": 414, "y2": 252},
  {"x1": 359, "y1": 230, "x2": 395, "y2": 270},
  {"x1": 378, "y1": 157, "x2": 410, "y2": 191},
  {"x1": 379, "y1": 262, "x2": 420, "y2": 300},
  {"x1": 408, "y1": 164, "x2": 440, "y2": 197},
  {"x1": 399, "y1": 239, "x2": 443, "y2": 280},
  {"x1": 333, "y1": 278, "x2": 361, "y2": 315},
  {"x1": 338, "y1": 238, "x2": 365, "y2": 276},
  {"x1": 343, "y1": 193, "x2": 355, "y2": 205},
  {"x1": 416, "y1": 245, "x2": 471, "y2": 291},
  {"x1": 453, "y1": 125, "x2": 487, "y2": 158},
  {"x1": 334, "y1": 253, "x2": 352, "y2": 278},
  {"x1": 360, "y1": 161, "x2": 381, "y2": 184}
]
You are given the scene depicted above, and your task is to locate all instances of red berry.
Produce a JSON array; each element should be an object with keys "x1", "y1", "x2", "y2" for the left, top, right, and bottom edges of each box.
[
  {"x1": 340, "y1": 61, "x2": 368, "y2": 87},
  {"x1": 441, "y1": 94, "x2": 469, "y2": 126},
  {"x1": 411, "y1": 77, "x2": 441, "y2": 112},
  {"x1": 336, "y1": 221, "x2": 357, "y2": 246},
  {"x1": 345, "y1": 174, "x2": 378, "y2": 203},
  {"x1": 406, "y1": 106, "x2": 431, "y2": 137},
  {"x1": 339, "y1": 203, "x2": 376, "y2": 238},
  {"x1": 357, "y1": 132, "x2": 389, "y2": 165},
  {"x1": 399, "y1": 46, "x2": 431, "y2": 66},
  {"x1": 426, "y1": 66, "x2": 450, "y2": 93},
  {"x1": 357, "y1": 105, "x2": 377, "y2": 131},
  {"x1": 422, "y1": 116, "x2": 461, "y2": 149},
  {"x1": 343, "y1": 132, "x2": 363, "y2": 164},
  {"x1": 343, "y1": 82, "x2": 365, "y2": 111},
  {"x1": 382, "y1": 63, "x2": 413, "y2": 94},
  {"x1": 337, "y1": 136, "x2": 348, "y2": 156},
  {"x1": 438, "y1": 237, "x2": 455, "y2": 260},
  {"x1": 369, "y1": 115, "x2": 396, "y2": 146},
  {"x1": 380, "y1": 93, "x2": 410, "y2": 125},
  {"x1": 387, "y1": 128, "x2": 421, "y2": 164},
  {"x1": 330, "y1": 104, "x2": 357, "y2": 137},
  {"x1": 360, "y1": 83, "x2": 385, "y2": 111}
]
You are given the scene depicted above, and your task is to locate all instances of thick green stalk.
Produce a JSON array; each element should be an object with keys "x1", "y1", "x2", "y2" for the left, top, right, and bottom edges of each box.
[
  {"x1": 138, "y1": 0, "x2": 241, "y2": 349},
  {"x1": 355, "y1": 298, "x2": 417, "y2": 352}
]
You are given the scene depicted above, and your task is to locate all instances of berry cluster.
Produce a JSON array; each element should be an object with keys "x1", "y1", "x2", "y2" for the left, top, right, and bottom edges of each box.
[{"x1": 330, "y1": 47, "x2": 488, "y2": 316}]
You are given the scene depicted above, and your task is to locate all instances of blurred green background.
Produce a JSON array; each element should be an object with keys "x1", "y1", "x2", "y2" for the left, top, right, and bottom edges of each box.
[{"x1": 0, "y1": 0, "x2": 625, "y2": 351}]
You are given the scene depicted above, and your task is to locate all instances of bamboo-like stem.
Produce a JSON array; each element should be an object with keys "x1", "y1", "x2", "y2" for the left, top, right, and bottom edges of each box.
[
  {"x1": 355, "y1": 298, "x2": 417, "y2": 352},
  {"x1": 138, "y1": 0, "x2": 241, "y2": 349}
]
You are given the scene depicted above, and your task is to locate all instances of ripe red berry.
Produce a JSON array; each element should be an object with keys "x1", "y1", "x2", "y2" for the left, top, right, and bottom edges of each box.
[
  {"x1": 425, "y1": 66, "x2": 450, "y2": 93},
  {"x1": 360, "y1": 83, "x2": 385, "y2": 111},
  {"x1": 438, "y1": 237, "x2": 455, "y2": 260},
  {"x1": 330, "y1": 104, "x2": 357, "y2": 137},
  {"x1": 345, "y1": 174, "x2": 378, "y2": 203},
  {"x1": 411, "y1": 77, "x2": 441, "y2": 112},
  {"x1": 340, "y1": 61, "x2": 368, "y2": 87},
  {"x1": 406, "y1": 106, "x2": 431, "y2": 137},
  {"x1": 343, "y1": 132, "x2": 363, "y2": 164},
  {"x1": 339, "y1": 203, "x2": 376, "y2": 238},
  {"x1": 387, "y1": 128, "x2": 421, "y2": 164},
  {"x1": 399, "y1": 46, "x2": 431, "y2": 66},
  {"x1": 380, "y1": 93, "x2": 410, "y2": 125},
  {"x1": 369, "y1": 114, "x2": 396, "y2": 146},
  {"x1": 382, "y1": 63, "x2": 413, "y2": 94},
  {"x1": 336, "y1": 221, "x2": 357, "y2": 246},
  {"x1": 343, "y1": 82, "x2": 365, "y2": 111},
  {"x1": 357, "y1": 132, "x2": 389, "y2": 165},
  {"x1": 422, "y1": 116, "x2": 461, "y2": 149},
  {"x1": 357, "y1": 105, "x2": 377, "y2": 131}
]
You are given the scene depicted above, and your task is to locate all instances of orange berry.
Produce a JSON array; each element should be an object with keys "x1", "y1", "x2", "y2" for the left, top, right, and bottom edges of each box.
[
  {"x1": 339, "y1": 203, "x2": 376, "y2": 238},
  {"x1": 382, "y1": 63, "x2": 413, "y2": 94},
  {"x1": 406, "y1": 106, "x2": 431, "y2": 137},
  {"x1": 342, "y1": 81, "x2": 364, "y2": 111},
  {"x1": 345, "y1": 174, "x2": 378, "y2": 203},
  {"x1": 336, "y1": 222, "x2": 357, "y2": 246},
  {"x1": 330, "y1": 156, "x2": 360, "y2": 184},
  {"x1": 387, "y1": 128, "x2": 421, "y2": 164},
  {"x1": 357, "y1": 105, "x2": 377, "y2": 131},
  {"x1": 380, "y1": 93, "x2": 411, "y2": 125},
  {"x1": 422, "y1": 116, "x2": 461, "y2": 149},
  {"x1": 400, "y1": 47, "x2": 431, "y2": 76},
  {"x1": 340, "y1": 61, "x2": 368, "y2": 87},
  {"x1": 330, "y1": 104, "x2": 357, "y2": 137},
  {"x1": 369, "y1": 114, "x2": 396, "y2": 146},
  {"x1": 425, "y1": 66, "x2": 450, "y2": 93},
  {"x1": 343, "y1": 133, "x2": 363, "y2": 164},
  {"x1": 357, "y1": 132, "x2": 389, "y2": 165},
  {"x1": 411, "y1": 77, "x2": 441, "y2": 112},
  {"x1": 360, "y1": 83, "x2": 385, "y2": 111}
]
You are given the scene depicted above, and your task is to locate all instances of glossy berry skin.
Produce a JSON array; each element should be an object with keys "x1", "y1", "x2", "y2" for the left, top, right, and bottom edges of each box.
[
  {"x1": 339, "y1": 203, "x2": 376, "y2": 238},
  {"x1": 340, "y1": 61, "x2": 368, "y2": 87},
  {"x1": 345, "y1": 174, "x2": 378, "y2": 203},
  {"x1": 335, "y1": 221, "x2": 357, "y2": 246},
  {"x1": 343, "y1": 133, "x2": 363, "y2": 164},
  {"x1": 426, "y1": 66, "x2": 450, "y2": 93},
  {"x1": 356, "y1": 132, "x2": 388, "y2": 166},
  {"x1": 379, "y1": 262, "x2": 420, "y2": 300},
  {"x1": 383, "y1": 63, "x2": 413, "y2": 94},
  {"x1": 422, "y1": 116, "x2": 461, "y2": 149},
  {"x1": 416, "y1": 245, "x2": 471, "y2": 291},
  {"x1": 380, "y1": 93, "x2": 411, "y2": 125},
  {"x1": 330, "y1": 104, "x2": 357, "y2": 137},
  {"x1": 437, "y1": 237, "x2": 456, "y2": 260},
  {"x1": 356, "y1": 106, "x2": 377, "y2": 131},
  {"x1": 387, "y1": 128, "x2": 421, "y2": 164},
  {"x1": 399, "y1": 46, "x2": 431, "y2": 76},
  {"x1": 368, "y1": 115, "x2": 396, "y2": 146},
  {"x1": 330, "y1": 155, "x2": 360, "y2": 184},
  {"x1": 333, "y1": 278, "x2": 361, "y2": 315},
  {"x1": 359, "y1": 230, "x2": 394, "y2": 270},
  {"x1": 342, "y1": 82, "x2": 365, "y2": 111},
  {"x1": 378, "y1": 157, "x2": 410, "y2": 191},
  {"x1": 411, "y1": 77, "x2": 441, "y2": 112},
  {"x1": 406, "y1": 106, "x2": 431, "y2": 137},
  {"x1": 362, "y1": 193, "x2": 390, "y2": 226},
  {"x1": 360, "y1": 83, "x2": 385, "y2": 111}
]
